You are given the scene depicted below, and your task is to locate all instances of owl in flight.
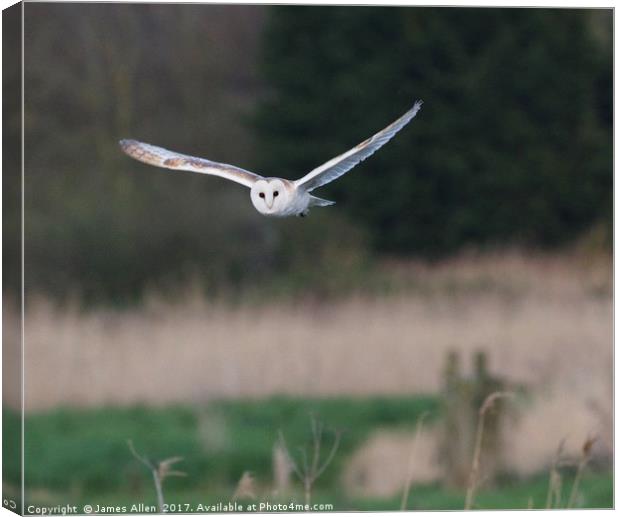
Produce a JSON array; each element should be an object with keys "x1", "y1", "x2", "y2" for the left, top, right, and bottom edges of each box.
[{"x1": 120, "y1": 100, "x2": 422, "y2": 217}]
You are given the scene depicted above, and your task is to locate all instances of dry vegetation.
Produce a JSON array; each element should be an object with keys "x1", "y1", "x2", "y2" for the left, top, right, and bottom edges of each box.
[{"x1": 5, "y1": 250, "x2": 611, "y2": 485}]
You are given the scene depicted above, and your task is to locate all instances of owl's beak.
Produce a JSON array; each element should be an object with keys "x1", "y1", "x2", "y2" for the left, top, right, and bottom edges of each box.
[{"x1": 266, "y1": 198, "x2": 274, "y2": 209}]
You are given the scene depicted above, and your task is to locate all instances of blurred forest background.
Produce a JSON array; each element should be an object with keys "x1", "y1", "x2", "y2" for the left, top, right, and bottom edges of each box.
[
  {"x1": 3, "y1": 4, "x2": 613, "y2": 512},
  {"x1": 3, "y1": 4, "x2": 611, "y2": 302}
]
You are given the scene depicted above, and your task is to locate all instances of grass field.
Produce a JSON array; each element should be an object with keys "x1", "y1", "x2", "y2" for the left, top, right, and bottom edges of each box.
[
  {"x1": 4, "y1": 250, "x2": 612, "y2": 511},
  {"x1": 4, "y1": 396, "x2": 613, "y2": 511}
]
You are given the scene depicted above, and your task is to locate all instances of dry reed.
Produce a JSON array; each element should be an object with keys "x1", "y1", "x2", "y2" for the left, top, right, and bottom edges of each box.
[
  {"x1": 400, "y1": 412, "x2": 429, "y2": 510},
  {"x1": 127, "y1": 440, "x2": 186, "y2": 513},
  {"x1": 232, "y1": 471, "x2": 257, "y2": 501},
  {"x1": 464, "y1": 391, "x2": 514, "y2": 510},
  {"x1": 567, "y1": 435, "x2": 597, "y2": 509},
  {"x1": 10, "y1": 252, "x2": 610, "y2": 411},
  {"x1": 545, "y1": 439, "x2": 566, "y2": 509},
  {"x1": 278, "y1": 415, "x2": 341, "y2": 506}
]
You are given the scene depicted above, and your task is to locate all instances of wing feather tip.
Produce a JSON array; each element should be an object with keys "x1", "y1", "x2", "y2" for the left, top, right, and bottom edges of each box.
[{"x1": 119, "y1": 139, "x2": 137, "y2": 151}]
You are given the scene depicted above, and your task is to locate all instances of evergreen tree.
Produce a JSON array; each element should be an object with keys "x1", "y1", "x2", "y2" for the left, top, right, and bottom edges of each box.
[{"x1": 256, "y1": 7, "x2": 612, "y2": 254}]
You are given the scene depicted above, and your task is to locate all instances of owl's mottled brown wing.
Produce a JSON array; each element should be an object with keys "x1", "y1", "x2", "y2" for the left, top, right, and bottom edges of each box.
[
  {"x1": 294, "y1": 101, "x2": 423, "y2": 192},
  {"x1": 119, "y1": 139, "x2": 263, "y2": 188}
]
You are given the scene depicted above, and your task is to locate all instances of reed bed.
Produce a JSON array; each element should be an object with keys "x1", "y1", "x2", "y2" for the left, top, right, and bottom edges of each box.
[{"x1": 6, "y1": 251, "x2": 609, "y2": 415}]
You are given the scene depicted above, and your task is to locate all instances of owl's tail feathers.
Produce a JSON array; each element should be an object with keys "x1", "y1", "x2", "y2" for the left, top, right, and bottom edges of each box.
[{"x1": 309, "y1": 195, "x2": 335, "y2": 208}]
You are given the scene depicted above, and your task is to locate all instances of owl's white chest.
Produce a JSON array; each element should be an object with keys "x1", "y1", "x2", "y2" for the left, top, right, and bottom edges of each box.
[{"x1": 261, "y1": 189, "x2": 310, "y2": 217}]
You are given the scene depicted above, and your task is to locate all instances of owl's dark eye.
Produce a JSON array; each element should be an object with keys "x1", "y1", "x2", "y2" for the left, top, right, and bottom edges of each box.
[
  {"x1": 273, "y1": 191, "x2": 279, "y2": 197},
  {"x1": 259, "y1": 192, "x2": 265, "y2": 198}
]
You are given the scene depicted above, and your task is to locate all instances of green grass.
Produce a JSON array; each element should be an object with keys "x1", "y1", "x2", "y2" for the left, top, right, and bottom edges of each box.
[
  {"x1": 8, "y1": 396, "x2": 437, "y2": 493},
  {"x1": 357, "y1": 471, "x2": 613, "y2": 510},
  {"x1": 17, "y1": 471, "x2": 611, "y2": 512},
  {"x1": 4, "y1": 396, "x2": 613, "y2": 511}
]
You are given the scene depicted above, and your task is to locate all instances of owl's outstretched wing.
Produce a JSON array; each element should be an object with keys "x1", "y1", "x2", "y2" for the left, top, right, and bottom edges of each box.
[
  {"x1": 119, "y1": 139, "x2": 263, "y2": 188},
  {"x1": 294, "y1": 100, "x2": 423, "y2": 192}
]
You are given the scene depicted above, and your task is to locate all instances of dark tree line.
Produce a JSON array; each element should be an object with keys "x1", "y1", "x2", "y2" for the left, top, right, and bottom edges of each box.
[
  {"x1": 8, "y1": 6, "x2": 612, "y2": 303},
  {"x1": 255, "y1": 7, "x2": 612, "y2": 255},
  {"x1": 20, "y1": 4, "x2": 274, "y2": 302}
]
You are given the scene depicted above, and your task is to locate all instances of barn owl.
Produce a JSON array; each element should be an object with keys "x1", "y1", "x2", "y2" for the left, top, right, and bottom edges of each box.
[{"x1": 120, "y1": 100, "x2": 422, "y2": 217}]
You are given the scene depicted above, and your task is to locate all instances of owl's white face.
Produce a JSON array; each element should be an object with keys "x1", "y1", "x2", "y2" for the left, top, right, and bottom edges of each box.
[{"x1": 250, "y1": 178, "x2": 290, "y2": 215}]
